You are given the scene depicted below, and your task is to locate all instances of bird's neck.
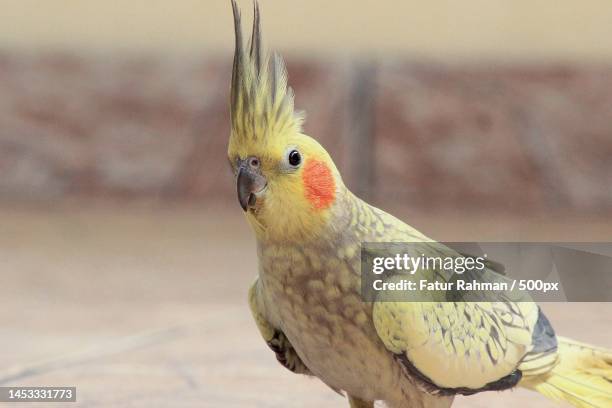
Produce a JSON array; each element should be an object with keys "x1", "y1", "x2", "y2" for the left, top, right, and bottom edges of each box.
[{"x1": 256, "y1": 187, "x2": 374, "y2": 248}]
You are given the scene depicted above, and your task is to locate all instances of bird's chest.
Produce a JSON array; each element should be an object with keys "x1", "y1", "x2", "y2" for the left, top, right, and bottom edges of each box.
[{"x1": 258, "y1": 244, "x2": 394, "y2": 396}]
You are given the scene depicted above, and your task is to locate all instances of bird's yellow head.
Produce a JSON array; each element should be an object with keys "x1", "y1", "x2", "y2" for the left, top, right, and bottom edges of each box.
[{"x1": 228, "y1": 0, "x2": 343, "y2": 242}]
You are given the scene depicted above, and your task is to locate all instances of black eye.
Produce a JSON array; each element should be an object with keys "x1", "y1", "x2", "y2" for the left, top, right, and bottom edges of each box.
[
  {"x1": 288, "y1": 150, "x2": 301, "y2": 167},
  {"x1": 248, "y1": 157, "x2": 260, "y2": 169}
]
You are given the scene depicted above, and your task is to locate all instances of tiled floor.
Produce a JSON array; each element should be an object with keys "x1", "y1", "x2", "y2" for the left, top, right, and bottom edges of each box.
[{"x1": 1, "y1": 206, "x2": 610, "y2": 407}]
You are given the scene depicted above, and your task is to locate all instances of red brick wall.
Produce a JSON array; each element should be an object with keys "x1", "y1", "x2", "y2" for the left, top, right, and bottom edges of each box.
[{"x1": 1, "y1": 53, "x2": 611, "y2": 214}]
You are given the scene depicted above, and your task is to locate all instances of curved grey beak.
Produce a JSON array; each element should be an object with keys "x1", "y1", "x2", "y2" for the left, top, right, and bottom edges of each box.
[{"x1": 237, "y1": 166, "x2": 267, "y2": 212}]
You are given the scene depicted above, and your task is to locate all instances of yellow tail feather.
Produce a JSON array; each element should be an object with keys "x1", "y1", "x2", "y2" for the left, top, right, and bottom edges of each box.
[{"x1": 520, "y1": 336, "x2": 612, "y2": 408}]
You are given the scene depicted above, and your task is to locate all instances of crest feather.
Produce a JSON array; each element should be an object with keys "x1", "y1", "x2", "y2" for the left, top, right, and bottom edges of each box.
[{"x1": 230, "y1": 0, "x2": 303, "y2": 148}]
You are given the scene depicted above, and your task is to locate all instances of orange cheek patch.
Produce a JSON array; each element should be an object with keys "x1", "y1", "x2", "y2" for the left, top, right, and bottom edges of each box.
[{"x1": 302, "y1": 159, "x2": 336, "y2": 210}]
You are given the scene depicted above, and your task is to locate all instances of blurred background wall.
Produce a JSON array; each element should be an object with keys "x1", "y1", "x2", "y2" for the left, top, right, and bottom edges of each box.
[{"x1": 1, "y1": 0, "x2": 611, "y2": 216}]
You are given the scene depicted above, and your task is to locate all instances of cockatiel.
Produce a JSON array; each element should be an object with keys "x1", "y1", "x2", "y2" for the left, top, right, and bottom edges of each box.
[{"x1": 227, "y1": 2, "x2": 612, "y2": 407}]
